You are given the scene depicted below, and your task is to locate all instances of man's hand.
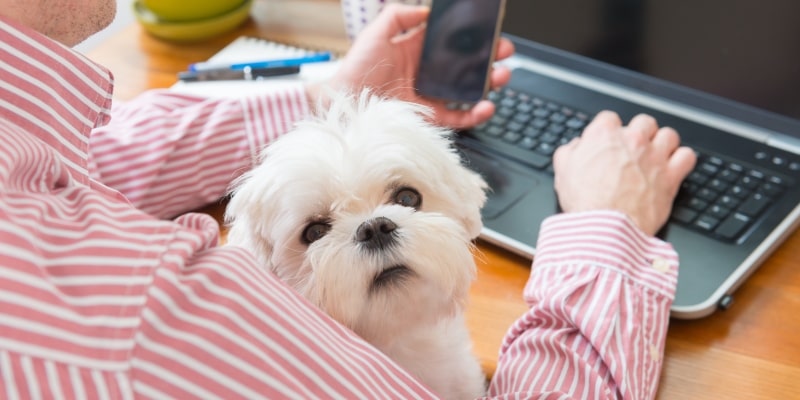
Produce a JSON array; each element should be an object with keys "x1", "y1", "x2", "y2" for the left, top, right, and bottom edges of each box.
[
  {"x1": 552, "y1": 111, "x2": 697, "y2": 236},
  {"x1": 319, "y1": 3, "x2": 514, "y2": 129}
]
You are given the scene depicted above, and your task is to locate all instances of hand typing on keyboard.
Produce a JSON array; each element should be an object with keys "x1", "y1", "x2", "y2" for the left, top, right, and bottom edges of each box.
[{"x1": 552, "y1": 111, "x2": 697, "y2": 236}]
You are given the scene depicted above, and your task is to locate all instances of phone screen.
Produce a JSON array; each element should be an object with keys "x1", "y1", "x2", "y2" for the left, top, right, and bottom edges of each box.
[{"x1": 415, "y1": 0, "x2": 506, "y2": 105}]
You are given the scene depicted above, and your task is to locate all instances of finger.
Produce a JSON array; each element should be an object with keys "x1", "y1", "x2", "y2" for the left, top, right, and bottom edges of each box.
[
  {"x1": 495, "y1": 37, "x2": 515, "y2": 61},
  {"x1": 651, "y1": 126, "x2": 681, "y2": 157},
  {"x1": 489, "y1": 65, "x2": 512, "y2": 90},
  {"x1": 626, "y1": 114, "x2": 659, "y2": 141},
  {"x1": 666, "y1": 146, "x2": 698, "y2": 189},
  {"x1": 423, "y1": 101, "x2": 481, "y2": 130},
  {"x1": 388, "y1": 15, "x2": 429, "y2": 45},
  {"x1": 470, "y1": 100, "x2": 496, "y2": 125},
  {"x1": 441, "y1": 101, "x2": 495, "y2": 129},
  {"x1": 378, "y1": 4, "x2": 430, "y2": 38},
  {"x1": 582, "y1": 111, "x2": 622, "y2": 139}
]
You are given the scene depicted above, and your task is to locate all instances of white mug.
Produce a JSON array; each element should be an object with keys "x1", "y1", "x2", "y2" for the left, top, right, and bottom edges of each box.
[{"x1": 341, "y1": 0, "x2": 432, "y2": 40}]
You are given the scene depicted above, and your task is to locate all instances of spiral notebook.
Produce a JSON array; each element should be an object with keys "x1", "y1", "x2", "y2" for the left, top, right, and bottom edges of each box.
[{"x1": 170, "y1": 36, "x2": 340, "y2": 98}]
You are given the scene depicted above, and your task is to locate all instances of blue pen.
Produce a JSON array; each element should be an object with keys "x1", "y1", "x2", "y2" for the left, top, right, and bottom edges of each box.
[{"x1": 189, "y1": 52, "x2": 333, "y2": 72}]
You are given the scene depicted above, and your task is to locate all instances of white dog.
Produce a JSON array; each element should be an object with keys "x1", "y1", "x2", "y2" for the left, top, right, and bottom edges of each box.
[{"x1": 225, "y1": 91, "x2": 488, "y2": 399}]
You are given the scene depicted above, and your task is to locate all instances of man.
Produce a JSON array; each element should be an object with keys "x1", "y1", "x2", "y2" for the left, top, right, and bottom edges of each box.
[{"x1": 0, "y1": 1, "x2": 695, "y2": 399}]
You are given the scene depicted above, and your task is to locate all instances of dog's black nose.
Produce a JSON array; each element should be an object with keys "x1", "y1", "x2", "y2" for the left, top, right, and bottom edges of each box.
[{"x1": 356, "y1": 217, "x2": 398, "y2": 250}]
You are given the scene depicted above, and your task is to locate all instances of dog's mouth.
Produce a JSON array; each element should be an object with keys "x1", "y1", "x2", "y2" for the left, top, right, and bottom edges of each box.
[{"x1": 370, "y1": 264, "x2": 415, "y2": 293}]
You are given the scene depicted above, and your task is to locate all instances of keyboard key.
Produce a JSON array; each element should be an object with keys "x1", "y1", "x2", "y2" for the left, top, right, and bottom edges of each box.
[
  {"x1": 489, "y1": 115, "x2": 507, "y2": 125},
  {"x1": 549, "y1": 113, "x2": 567, "y2": 124},
  {"x1": 694, "y1": 215, "x2": 720, "y2": 231},
  {"x1": 748, "y1": 169, "x2": 765, "y2": 180},
  {"x1": 729, "y1": 163, "x2": 745, "y2": 173},
  {"x1": 715, "y1": 212, "x2": 750, "y2": 240},
  {"x1": 535, "y1": 142, "x2": 556, "y2": 156},
  {"x1": 760, "y1": 182, "x2": 783, "y2": 197},
  {"x1": 696, "y1": 188, "x2": 719, "y2": 202},
  {"x1": 738, "y1": 193, "x2": 770, "y2": 217},
  {"x1": 539, "y1": 132, "x2": 559, "y2": 143},
  {"x1": 566, "y1": 117, "x2": 587, "y2": 130},
  {"x1": 687, "y1": 171, "x2": 710, "y2": 185},
  {"x1": 519, "y1": 136, "x2": 538, "y2": 150},
  {"x1": 500, "y1": 97, "x2": 517, "y2": 108},
  {"x1": 533, "y1": 108, "x2": 550, "y2": 118},
  {"x1": 502, "y1": 131, "x2": 522, "y2": 143},
  {"x1": 768, "y1": 175, "x2": 786, "y2": 186},
  {"x1": 717, "y1": 195, "x2": 741, "y2": 209},
  {"x1": 512, "y1": 113, "x2": 532, "y2": 124},
  {"x1": 516, "y1": 102, "x2": 534, "y2": 114},
  {"x1": 727, "y1": 185, "x2": 750, "y2": 199},
  {"x1": 738, "y1": 175, "x2": 761, "y2": 189},
  {"x1": 717, "y1": 168, "x2": 740, "y2": 182},
  {"x1": 687, "y1": 198, "x2": 709, "y2": 211},
  {"x1": 486, "y1": 125, "x2": 504, "y2": 137},
  {"x1": 547, "y1": 123, "x2": 566, "y2": 135},
  {"x1": 707, "y1": 204, "x2": 732, "y2": 220},
  {"x1": 698, "y1": 162, "x2": 720, "y2": 175},
  {"x1": 497, "y1": 107, "x2": 515, "y2": 118},
  {"x1": 671, "y1": 206, "x2": 698, "y2": 224},
  {"x1": 506, "y1": 121, "x2": 524, "y2": 132},
  {"x1": 523, "y1": 127, "x2": 543, "y2": 138},
  {"x1": 707, "y1": 178, "x2": 730, "y2": 193},
  {"x1": 706, "y1": 156, "x2": 725, "y2": 166},
  {"x1": 531, "y1": 117, "x2": 549, "y2": 129}
]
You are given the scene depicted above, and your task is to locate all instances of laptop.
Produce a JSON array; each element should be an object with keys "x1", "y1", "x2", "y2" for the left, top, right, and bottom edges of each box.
[{"x1": 456, "y1": 0, "x2": 800, "y2": 319}]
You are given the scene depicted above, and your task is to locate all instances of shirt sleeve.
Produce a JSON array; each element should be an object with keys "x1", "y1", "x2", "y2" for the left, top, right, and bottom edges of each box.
[
  {"x1": 488, "y1": 211, "x2": 679, "y2": 400},
  {"x1": 87, "y1": 86, "x2": 310, "y2": 219}
]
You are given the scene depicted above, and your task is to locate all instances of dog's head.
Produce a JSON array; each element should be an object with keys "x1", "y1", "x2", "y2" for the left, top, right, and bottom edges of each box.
[{"x1": 225, "y1": 91, "x2": 487, "y2": 343}]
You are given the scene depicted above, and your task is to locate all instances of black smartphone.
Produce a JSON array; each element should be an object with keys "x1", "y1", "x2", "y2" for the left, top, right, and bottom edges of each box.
[{"x1": 415, "y1": 0, "x2": 507, "y2": 109}]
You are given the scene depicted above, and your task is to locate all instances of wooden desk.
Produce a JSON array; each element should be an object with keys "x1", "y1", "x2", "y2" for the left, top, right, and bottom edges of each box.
[{"x1": 88, "y1": 1, "x2": 800, "y2": 398}]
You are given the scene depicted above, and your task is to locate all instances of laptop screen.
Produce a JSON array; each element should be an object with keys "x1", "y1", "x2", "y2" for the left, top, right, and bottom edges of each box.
[{"x1": 501, "y1": 0, "x2": 800, "y2": 131}]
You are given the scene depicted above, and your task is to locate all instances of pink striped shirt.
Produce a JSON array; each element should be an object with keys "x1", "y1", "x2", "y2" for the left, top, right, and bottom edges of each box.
[{"x1": 1, "y1": 15, "x2": 677, "y2": 400}]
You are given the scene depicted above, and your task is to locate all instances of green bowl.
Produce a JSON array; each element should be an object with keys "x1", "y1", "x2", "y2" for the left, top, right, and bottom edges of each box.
[
  {"x1": 141, "y1": 0, "x2": 246, "y2": 22},
  {"x1": 134, "y1": 0, "x2": 253, "y2": 43}
]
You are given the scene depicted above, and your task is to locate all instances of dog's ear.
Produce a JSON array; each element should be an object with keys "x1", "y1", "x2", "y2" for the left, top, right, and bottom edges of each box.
[
  {"x1": 455, "y1": 165, "x2": 488, "y2": 239},
  {"x1": 225, "y1": 159, "x2": 282, "y2": 269},
  {"x1": 225, "y1": 185, "x2": 277, "y2": 269}
]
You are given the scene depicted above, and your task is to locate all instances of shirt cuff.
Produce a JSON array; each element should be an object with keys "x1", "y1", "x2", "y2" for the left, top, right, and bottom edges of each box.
[{"x1": 531, "y1": 210, "x2": 679, "y2": 300}]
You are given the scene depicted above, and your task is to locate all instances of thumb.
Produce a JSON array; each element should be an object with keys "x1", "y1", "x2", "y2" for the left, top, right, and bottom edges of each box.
[{"x1": 375, "y1": 3, "x2": 430, "y2": 38}]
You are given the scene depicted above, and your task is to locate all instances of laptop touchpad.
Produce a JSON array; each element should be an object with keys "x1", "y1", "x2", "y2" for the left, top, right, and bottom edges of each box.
[{"x1": 457, "y1": 145, "x2": 539, "y2": 219}]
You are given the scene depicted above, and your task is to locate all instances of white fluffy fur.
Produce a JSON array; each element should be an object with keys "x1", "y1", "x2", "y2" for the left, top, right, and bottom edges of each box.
[{"x1": 225, "y1": 91, "x2": 488, "y2": 399}]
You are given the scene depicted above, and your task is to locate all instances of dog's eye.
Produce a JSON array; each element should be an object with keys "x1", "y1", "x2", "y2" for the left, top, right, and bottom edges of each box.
[
  {"x1": 302, "y1": 222, "x2": 331, "y2": 244},
  {"x1": 392, "y1": 187, "x2": 422, "y2": 209}
]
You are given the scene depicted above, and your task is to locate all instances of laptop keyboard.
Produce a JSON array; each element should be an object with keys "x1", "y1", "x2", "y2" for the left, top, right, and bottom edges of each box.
[
  {"x1": 463, "y1": 89, "x2": 587, "y2": 175},
  {"x1": 466, "y1": 87, "x2": 788, "y2": 242}
]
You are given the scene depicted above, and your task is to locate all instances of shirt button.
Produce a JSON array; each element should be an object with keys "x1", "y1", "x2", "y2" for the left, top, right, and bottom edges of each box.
[
  {"x1": 652, "y1": 257, "x2": 670, "y2": 273},
  {"x1": 649, "y1": 344, "x2": 660, "y2": 361}
]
